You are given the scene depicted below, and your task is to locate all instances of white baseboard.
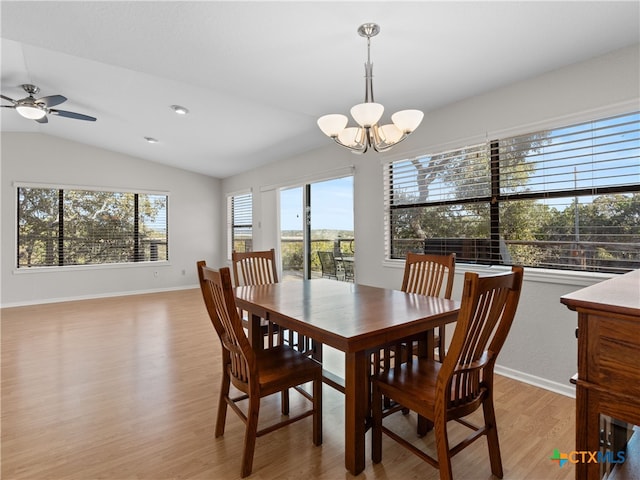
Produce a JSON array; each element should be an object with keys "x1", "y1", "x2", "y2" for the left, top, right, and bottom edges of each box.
[{"x1": 495, "y1": 364, "x2": 576, "y2": 398}]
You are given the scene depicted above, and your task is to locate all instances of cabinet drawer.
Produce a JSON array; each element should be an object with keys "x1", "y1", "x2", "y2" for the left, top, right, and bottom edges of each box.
[{"x1": 591, "y1": 315, "x2": 640, "y2": 398}]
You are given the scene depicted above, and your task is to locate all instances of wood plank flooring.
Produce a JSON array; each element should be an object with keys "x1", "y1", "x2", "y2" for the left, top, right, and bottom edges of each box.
[{"x1": 2, "y1": 289, "x2": 575, "y2": 479}]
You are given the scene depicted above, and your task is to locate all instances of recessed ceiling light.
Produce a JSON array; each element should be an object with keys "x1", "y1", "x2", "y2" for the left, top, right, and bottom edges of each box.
[
  {"x1": 144, "y1": 137, "x2": 159, "y2": 144},
  {"x1": 170, "y1": 105, "x2": 189, "y2": 115}
]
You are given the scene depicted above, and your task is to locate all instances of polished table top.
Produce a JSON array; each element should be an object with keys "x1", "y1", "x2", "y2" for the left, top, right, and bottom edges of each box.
[
  {"x1": 235, "y1": 278, "x2": 459, "y2": 352},
  {"x1": 235, "y1": 278, "x2": 460, "y2": 475}
]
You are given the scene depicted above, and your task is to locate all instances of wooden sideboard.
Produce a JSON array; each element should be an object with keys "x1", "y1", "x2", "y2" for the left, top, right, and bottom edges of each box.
[{"x1": 561, "y1": 269, "x2": 640, "y2": 480}]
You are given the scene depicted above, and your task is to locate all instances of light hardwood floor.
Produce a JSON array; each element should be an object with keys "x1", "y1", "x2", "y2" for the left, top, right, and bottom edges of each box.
[{"x1": 1, "y1": 289, "x2": 575, "y2": 479}]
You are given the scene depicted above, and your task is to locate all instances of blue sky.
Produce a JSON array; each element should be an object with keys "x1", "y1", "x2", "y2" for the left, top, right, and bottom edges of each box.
[{"x1": 280, "y1": 176, "x2": 354, "y2": 231}]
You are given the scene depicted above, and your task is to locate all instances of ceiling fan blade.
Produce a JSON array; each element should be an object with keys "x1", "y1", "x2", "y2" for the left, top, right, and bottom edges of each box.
[
  {"x1": 1, "y1": 105, "x2": 16, "y2": 109},
  {"x1": 37, "y1": 94, "x2": 67, "y2": 107},
  {"x1": 49, "y1": 109, "x2": 97, "y2": 122},
  {"x1": 1, "y1": 94, "x2": 17, "y2": 104},
  {"x1": 35, "y1": 115, "x2": 48, "y2": 124}
]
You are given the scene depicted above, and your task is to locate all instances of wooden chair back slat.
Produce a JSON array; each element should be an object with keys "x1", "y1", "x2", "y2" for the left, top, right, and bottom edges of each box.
[
  {"x1": 396, "y1": 252, "x2": 456, "y2": 363},
  {"x1": 232, "y1": 249, "x2": 278, "y2": 287},
  {"x1": 401, "y1": 252, "x2": 456, "y2": 299},
  {"x1": 231, "y1": 249, "x2": 282, "y2": 345}
]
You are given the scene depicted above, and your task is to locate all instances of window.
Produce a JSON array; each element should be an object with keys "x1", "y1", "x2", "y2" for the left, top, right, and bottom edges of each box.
[
  {"x1": 227, "y1": 192, "x2": 252, "y2": 257},
  {"x1": 17, "y1": 186, "x2": 168, "y2": 268},
  {"x1": 280, "y1": 176, "x2": 354, "y2": 280},
  {"x1": 385, "y1": 112, "x2": 640, "y2": 273}
]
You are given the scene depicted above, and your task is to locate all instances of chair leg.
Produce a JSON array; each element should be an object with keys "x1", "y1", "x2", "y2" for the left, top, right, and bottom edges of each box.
[
  {"x1": 371, "y1": 382, "x2": 383, "y2": 463},
  {"x1": 417, "y1": 414, "x2": 432, "y2": 437},
  {"x1": 281, "y1": 389, "x2": 290, "y2": 415},
  {"x1": 437, "y1": 326, "x2": 446, "y2": 361},
  {"x1": 313, "y1": 376, "x2": 323, "y2": 445},
  {"x1": 434, "y1": 413, "x2": 453, "y2": 480},
  {"x1": 483, "y1": 395, "x2": 504, "y2": 478},
  {"x1": 215, "y1": 372, "x2": 230, "y2": 437},
  {"x1": 241, "y1": 394, "x2": 260, "y2": 478}
]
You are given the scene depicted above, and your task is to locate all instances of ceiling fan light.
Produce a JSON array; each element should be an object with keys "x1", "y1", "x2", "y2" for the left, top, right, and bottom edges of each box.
[
  {"x1": 338, "y1": 127, "x2": 365, "y2": 147},
  {"x1": 378, "y1": 124, "x2": 404, "y2": 144},
  {"x1": 16, "y1": 105, "x2": 46, "y2": 120},
  {"x1": 391, "y1": 109, "x2": 424, "y2": 133},
  {"x1": 350, "y1": 102, "x2": 384, "y2": 128},
  {"x1": 317, "y1": 114, "x2": 348, "y2": 138}
]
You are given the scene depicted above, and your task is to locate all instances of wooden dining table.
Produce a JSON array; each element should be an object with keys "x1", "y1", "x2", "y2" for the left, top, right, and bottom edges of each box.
[{"x1": 234, "y1": 278, "x2": 460, "y2": 475}]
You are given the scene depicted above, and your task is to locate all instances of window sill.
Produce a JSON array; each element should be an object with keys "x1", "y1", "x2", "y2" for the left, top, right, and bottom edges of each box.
[
  {"x1": 382, "y1": 259, "x2": 615, "y2": 287},
  {"x1": 13, "y1": 261, "x2": 171, "y2": 275}
]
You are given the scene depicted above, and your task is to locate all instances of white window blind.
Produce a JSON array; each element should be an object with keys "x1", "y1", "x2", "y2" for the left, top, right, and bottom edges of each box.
[
  {"x1": 385, "y1": 111, "x2": 640, "y2": 273},
  {"x1": 388, "y1": 143, "x2": 490, "y2": 205},
  {"x1": 385, "y1": 143, "x2": 493, "y2": 261},
  {"x1": 499, "y1": 113, "x2": 639, "y2": 196},
  {"x1": 497, "y1": 112, "x2": 639, "y2": 271}
]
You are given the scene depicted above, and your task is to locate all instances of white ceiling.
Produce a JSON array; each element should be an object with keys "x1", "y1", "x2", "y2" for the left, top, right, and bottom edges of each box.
[{"x1": 1, "y1": 1, "x2": 639, "y2": 178}]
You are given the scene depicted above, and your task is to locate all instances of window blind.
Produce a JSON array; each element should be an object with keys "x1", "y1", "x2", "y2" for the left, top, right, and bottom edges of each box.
[
  {"x1": 17, "y1": 187, "x2": 168, "y2": 267},
  {"x1": 228, "y1": 192, "x2": 252, "y2": 257},
  {"x1": 385, "y1": 111, "x2": 640, "y2": 273},
  {"x1": 385, "y1": 143, "x2": 493, "y2": 261},
  {"x1": 499, "y1": 113, "x2": 639, "y2": 197},
  {"x1": 497, "y1": 112, "x2": 640, "y2": 272}
]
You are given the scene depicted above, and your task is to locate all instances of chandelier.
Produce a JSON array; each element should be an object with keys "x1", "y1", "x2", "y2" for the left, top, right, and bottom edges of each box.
[{"x1": 317, "y1": 23, "x2": 424, "y2": 154}]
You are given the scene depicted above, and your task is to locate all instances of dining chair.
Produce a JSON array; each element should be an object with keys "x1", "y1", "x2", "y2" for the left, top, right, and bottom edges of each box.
[
  {"x1": 337, "y1": 254, "x2": 355, "y2": 282},
  {"x1": 367, "y1": 255, "x2": 456, "y2": 422},
  {"x1": 371, "y1": 253, "x2": 456, "y2": 401},
  {"x1": 402, "y1": 252, "x2": 456, "y2": 360},
  {"x1": 232, "y1": 249, "x2": 280, "y2": 345},
  {"x1": 371, "y1": 266, "x2": 524, "y2": 480},
  {"x1": 317, "y1": 251, "x2": 339, "y2": 279},
  {"x1": 233, "y1": 248, "x2": 315, "y2": 366},
  {"x1": 197, "y1": 261, "x2": 323, "y2": 478},
  {"x1": 231, "y1": 249, "x2": 296, "y2": 411}
]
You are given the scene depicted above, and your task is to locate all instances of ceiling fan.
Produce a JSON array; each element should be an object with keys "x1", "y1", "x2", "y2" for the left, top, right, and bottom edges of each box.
[{"x1": 1, "y1": 84, "x2": 96, "y2": 123}]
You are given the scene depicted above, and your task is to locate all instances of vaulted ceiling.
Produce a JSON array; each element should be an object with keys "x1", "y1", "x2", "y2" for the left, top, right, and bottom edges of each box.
[{"x1": 2, "y1": 1, "x2": 638, "y2": 178}]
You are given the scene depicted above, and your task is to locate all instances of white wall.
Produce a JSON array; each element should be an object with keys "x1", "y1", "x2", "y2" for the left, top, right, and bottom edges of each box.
[
  {"x1": 221, "y1": 44, "x2": 640, "y2": 395},
  {"x1": 1, "y1": 133, "x2": 222, "y2": 306}
]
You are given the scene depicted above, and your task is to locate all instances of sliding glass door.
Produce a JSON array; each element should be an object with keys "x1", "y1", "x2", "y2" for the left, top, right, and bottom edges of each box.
[
  {"x1": 280, "y1": 186, "x2": 305, "y2": 278},
  {"x1": 280, "y1": 176, "x2": 354, "y2": 281}
]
